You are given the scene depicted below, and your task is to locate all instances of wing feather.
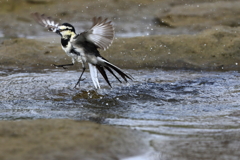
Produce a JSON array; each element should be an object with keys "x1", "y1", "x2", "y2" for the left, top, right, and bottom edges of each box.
[
  {"x1": 31, "y1": 12, "x2": 59, "y2": 33},
  {"x1": 85, "y1": 17, "x2": 114, "y2": 50}
]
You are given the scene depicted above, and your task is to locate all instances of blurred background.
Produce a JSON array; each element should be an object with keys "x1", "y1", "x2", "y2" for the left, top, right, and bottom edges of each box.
[{"x1": 0, "y1": 0, "x2": 239, "y2": 38}]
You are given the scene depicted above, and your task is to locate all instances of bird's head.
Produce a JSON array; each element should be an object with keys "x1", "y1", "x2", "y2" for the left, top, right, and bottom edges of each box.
[{"x1": 56, "y1": 23, "x2": 76, "y2": 38}]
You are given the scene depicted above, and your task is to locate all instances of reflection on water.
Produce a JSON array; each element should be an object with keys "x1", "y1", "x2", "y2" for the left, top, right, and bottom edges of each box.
[{"x1": 1, "y1": 69, "x2": 240, "y2": 159}]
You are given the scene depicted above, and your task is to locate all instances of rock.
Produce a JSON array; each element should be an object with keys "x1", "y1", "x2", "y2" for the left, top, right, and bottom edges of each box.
[
  {"x1": 1, "y1": 0, "x2": 239, "y2": 38},
  {"x1": 1, "y1": 26, "x2": 240, "y2": 71},
  {"x1": 0, "y1": 0, "x2": 170, "y2": 37},
  {"x1": 103, "y1": 26, "x2": 240, "y2": 70},
  {"x1": 26, "y1": 0, "x2": 52, "y2": 4},
  {"x1": 151, "y1": 130, "x2": 240, "y2": 160},
  {"x1": 156, "y1": 1, "x2": 240, "y2": 29},
  {"x1": 0, "y1": 38, "x2": 69, "y2": 71},
  {"x1": 0, "y1": 119, "x2": 150, "y2": 160}
]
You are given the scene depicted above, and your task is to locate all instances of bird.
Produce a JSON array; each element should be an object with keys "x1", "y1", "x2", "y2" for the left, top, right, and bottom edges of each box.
[{"x1": 31, "y1": 12, "x2": 132, "y2": 89}]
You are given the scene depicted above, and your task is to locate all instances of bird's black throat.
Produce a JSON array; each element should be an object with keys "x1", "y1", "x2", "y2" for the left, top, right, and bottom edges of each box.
[{"x1": 61, "y1": 37, "x2": 70, "y2": 48}]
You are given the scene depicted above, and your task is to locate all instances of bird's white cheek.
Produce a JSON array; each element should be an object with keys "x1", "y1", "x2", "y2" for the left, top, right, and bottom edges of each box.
[{"x1": 61, "y1": 30, "x2": 71, "y2": 37}]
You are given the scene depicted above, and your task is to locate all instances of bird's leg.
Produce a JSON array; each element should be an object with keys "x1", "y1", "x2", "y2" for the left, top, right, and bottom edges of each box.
[
  {"x1": 52, "y1": 63, "x2": 74, "y2": 69},
  {"x1": 74, "y1": 67, "x2": 86, "y2": 88}
]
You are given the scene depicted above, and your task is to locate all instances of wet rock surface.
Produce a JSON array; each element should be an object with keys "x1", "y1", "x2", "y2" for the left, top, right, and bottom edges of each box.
[
  {"x1": 0, "y1": 119, "x2": 150, "y2": 160},
  {"x1": 0, "y1": 0, "x2": 238, "y2": 38},
  {"x1": 0, "y1": 38, "x2": 62, "y2": 70},
  {"x1": 1, "y1": 26, "x2": 240, "y2": 71},
  {"x1": 106, "y1": 26, "x2": 240, "y2": 70},
  {"x1": 157, "y1": 1, "x2": 240, "y2": 29}
]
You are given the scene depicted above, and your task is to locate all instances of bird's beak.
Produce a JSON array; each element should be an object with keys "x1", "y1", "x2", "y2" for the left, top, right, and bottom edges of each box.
[
  {"x1": 55, "y1": 29, "x2": 61, "y2": 36},
  {"x1": 54, "y1": 27, "x2": 61, "y2": 36}
]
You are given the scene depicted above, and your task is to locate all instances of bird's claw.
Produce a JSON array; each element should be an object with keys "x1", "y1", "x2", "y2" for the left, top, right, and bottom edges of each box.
[
  {"x1": 73, "y1": 78, "x2": 86, "y2": 89},
  {"x1": 52, "y1": 64, "x2": 67, "y2": 69}
]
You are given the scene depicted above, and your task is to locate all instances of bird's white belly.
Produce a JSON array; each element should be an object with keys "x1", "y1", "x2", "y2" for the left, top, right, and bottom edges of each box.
[
  {"x1": 86, "y1": 54, "x2": 98, "y2": 65},
  {"x1": 62, "y1": 44, "x2": 84, "y2": 63}
]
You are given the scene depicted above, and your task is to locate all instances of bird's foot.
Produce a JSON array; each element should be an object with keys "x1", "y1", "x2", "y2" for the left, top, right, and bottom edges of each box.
[
  {"x1": 52, "y1": 64, "x2": 68, "y2": 69},
  {"x1": 73, "y1": 78, "x2": 85, "y2": 89}
]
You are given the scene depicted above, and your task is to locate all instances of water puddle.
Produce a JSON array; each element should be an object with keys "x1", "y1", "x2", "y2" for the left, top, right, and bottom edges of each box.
[
  {"x1": 1, "y1": 69, "x2": 240, "y2": 159},
  {"x1": 0, "y1": 69, "x2": 239, "y2": 121}
]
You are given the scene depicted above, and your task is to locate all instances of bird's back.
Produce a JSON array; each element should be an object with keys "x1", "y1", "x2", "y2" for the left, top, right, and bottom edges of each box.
[{"x1": 72, "y1": 33, "x2": 101, "y2": 57}]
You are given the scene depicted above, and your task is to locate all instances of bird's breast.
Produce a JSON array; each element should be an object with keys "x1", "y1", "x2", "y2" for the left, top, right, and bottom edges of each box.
[{"x1": 61, "y1": 43, "x2": 86, "y2": 63}]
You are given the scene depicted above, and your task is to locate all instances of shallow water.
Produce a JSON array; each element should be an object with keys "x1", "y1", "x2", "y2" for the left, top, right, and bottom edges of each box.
[
  {"x1": 0, "y1": 69, "x2": 239, "y2": 122},
  {"x1": 1, "y1": 68, "x2": 240, "y2": 159}
]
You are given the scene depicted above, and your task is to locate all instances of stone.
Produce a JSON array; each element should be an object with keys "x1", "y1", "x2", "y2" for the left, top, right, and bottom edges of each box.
[
  {"x1": 0, "y1": 119, "x2": 150, "y2": 160},
  {"x1": 1, "y1": 26, "x2": 240, "y2": 71}
]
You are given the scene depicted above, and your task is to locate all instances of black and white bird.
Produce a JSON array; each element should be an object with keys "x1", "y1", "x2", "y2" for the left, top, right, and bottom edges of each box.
[{"x1": 31, "y1": 13, "x2": 132, "y2": 89}]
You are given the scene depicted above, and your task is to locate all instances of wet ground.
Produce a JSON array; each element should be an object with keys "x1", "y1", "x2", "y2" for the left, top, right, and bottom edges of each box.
[{"x1": 1, "y1": 68, "x2": 240, "y2": 159}]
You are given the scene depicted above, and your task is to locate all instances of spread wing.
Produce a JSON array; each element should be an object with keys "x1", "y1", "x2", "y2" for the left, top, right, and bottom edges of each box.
[
  {"x1": 31, "y1": 12, "x2": 59, "y2": 33},
  {"x1": 84, "y1": 17, "x2": 114, "y2": 50}
]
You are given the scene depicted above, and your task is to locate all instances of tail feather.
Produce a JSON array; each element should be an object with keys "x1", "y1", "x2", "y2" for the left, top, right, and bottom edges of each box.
[
  {"x1": 96, "y1": 65, "x2": 112, "y2": 88},
  {"x1": 105, "y1": 61, "x2": 133, "y2": 82},
  {"x1": 104, "y1": 66, "x2": 122, "y2": 83},
  {"x1": 88, "y1": 63, "x2": 100, "y2": 89},
  {"x1": 91, "y1": 56, "x2": 133, "y2": 88}
]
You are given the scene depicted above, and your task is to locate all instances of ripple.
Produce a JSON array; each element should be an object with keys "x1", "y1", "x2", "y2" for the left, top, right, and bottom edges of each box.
[{"x1": 0, "y1": 69, "x2": 240, "y2": 135}]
